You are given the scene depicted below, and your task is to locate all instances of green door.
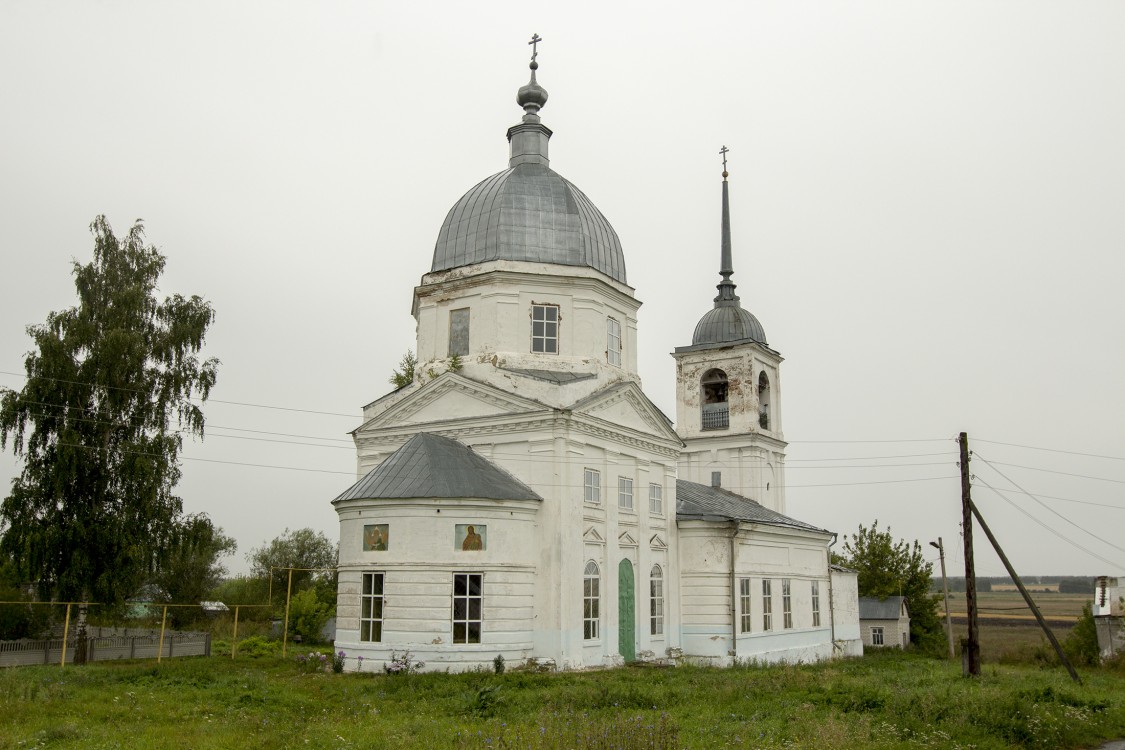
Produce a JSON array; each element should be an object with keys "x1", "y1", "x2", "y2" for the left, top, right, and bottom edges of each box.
[{"x1": 618, "y1": 559, "x2": 636, "y2": 662}]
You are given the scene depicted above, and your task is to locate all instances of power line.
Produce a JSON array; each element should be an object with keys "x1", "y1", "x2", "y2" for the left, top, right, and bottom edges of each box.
[
  {"x1": 0, "y1": 369, "x2": 358, "y2": 419},
  {"x1": 975, "y1": 437, "x2": 1125, "y2": 462},
  {"x1": 974, "y1": 454, "x2": 1125, "y2": 554},
  {"x1": 984, "y1": 487, "x2": 1125, "y2": 511},
  {"x1": 980, "y1": 459, "x2": 1125, "y2": 485},
  {"x1": 973, "y1": 475, "x2": 1123, "y2": 570}
]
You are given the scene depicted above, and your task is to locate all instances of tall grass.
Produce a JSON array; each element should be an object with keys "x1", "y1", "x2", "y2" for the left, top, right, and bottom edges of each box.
[{"x1": 0, "y1": 650, "x2": 1122, "y2": 749}]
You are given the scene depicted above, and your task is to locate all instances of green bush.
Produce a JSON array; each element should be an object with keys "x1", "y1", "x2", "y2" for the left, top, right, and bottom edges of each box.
[
  {"x1": 1064, "y1": 603, "x2": 1101, "y2": 667},
  {"x1": 288, "y1": 588, "x2": 331, "y2": 643},
  {"x1": 234, "y1": 635, "x2": 281, "y2": 658}
]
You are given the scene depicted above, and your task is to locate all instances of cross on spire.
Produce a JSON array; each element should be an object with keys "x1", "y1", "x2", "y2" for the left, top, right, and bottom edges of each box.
[
  {"x1": 529, "y1": 33, "x2": 542, "y2": 63},
  {"x1": 719, "y1": 145, "x2": 729, "y2": 174}
]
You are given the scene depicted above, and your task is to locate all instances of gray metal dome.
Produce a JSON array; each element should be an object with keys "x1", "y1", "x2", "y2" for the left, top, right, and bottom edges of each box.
[
  {"x1": 692, "y1": 305, "x2": 768, "y2": 347},
  {"x1": 431, "y1": 162, "x2": 627, "y2": 284}
]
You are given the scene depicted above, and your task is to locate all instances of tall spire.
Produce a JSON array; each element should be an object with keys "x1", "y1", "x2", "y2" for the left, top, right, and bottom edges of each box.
[
  {"x1": 715, "y1": 145, "x2": 740, "y2": 307},
  {"x1": 509, "y1": 34, "x2": 552, "y2": 167}
]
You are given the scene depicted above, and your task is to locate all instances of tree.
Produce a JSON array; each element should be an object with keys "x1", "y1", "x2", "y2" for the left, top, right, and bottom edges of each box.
[
  {"x1": 151, "y1": 514, "x2": 236, "y2": 627},
  {"x1": 389, "y1": 350, "x2": 416, "y2": 389},
  {"x1": 0, "y1": 216, "x2": 219, "y2": 609},
  {"x1": 835, "y1": 520, "x2": 944, "y2": 652},
  {"x1": 248, "y1": 528, "x2": 338, "y2": 605}
]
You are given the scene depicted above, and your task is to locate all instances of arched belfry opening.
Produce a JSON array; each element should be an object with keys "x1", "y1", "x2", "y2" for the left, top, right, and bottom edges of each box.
[
  {"x1": 758, "y1": 371, "x2": 771, "y2": 430},
  {"x1": 701, "y1": 368, "x2": 729, "y2": 430}
]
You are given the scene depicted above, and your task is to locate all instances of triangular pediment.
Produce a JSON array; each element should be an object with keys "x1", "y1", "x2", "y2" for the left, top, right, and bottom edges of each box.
[
  {"x1": 584, "y1": 526, "x2": 605, "y2": 544},
  {"x1": 618, "y1": 531, "x2": 638, "y2": 547},
  {"x1": 649, "y1": 534, "x2": 667, "y2": 550},
  {"x1": 357, "y1": 373, "x2": 546, "y2": 433},
  {"x1": 568, "y1": 382, "x2": 681, "y2": 444}
]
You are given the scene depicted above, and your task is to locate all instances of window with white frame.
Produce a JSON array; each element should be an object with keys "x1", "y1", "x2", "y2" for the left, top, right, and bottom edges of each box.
[
  {"x1": 872, "y1": 626, "x2": 884, "y2": 646},
  {"x1": 531, "y1": 304, "x2": 559, "y2": 354},
  {"x1": 650, "y1": 564, "x2": 664, "y2": 636},
  {"x1": 811, "y1": 581, "x2": 821, "y2": 627},
  {"x1": 762, "y1": 579, "x2": 773, "y2": 631},
  {"x1": 584, "y1": 561, "x2": 600, "y2": 639},
  {"x1": 583, "y1": 468, "x2": 601, "y2": 504},
  {"x1": 452, "y1": 573, "x2": 482, "y2": 644},
  {"x1": 360, "y1": 572, "x2": 384, "y2": 642},
  {"x1": 739, "y1": 578, "x2": 752, "y2": 633},
  {"x1": 649, "y1": 483, "x2": 663, "y2": 514},
  {"x1": 618, "y1": 477, "x2": 634, "y2": 511},
  {"x1": 782, "y1": 579, "x2": 793, "y2": 629},
  {"x1": 606, "y1": 317, "x2": 622, "y2": 366}
]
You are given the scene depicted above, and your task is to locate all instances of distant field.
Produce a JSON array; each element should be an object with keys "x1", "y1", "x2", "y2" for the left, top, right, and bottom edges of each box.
[{"x1": 938, "y1": 589, "x2": 1087, "y2": 663}]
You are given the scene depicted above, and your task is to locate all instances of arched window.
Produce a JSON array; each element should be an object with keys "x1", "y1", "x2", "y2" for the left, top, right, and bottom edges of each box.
[
  {"x1": 701, "y1": 369, "x2": 729, "y2": 430},
  {"x1": 758, "y1": 371, "x2": 771, "y2": 430},
  {"x1": 650, "y1": 564, "x2": 664, "y2": 636},
  {"x1": 583, "y1": 561, "x2": 600, "y2": 640}
]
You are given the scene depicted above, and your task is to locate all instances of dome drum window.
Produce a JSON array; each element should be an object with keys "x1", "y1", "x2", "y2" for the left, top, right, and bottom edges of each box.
[{"x1": 531, "y1": 303, "x2": 559, "y2": 354}]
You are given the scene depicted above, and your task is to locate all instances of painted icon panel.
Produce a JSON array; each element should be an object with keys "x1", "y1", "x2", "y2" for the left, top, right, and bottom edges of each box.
[
  {"x1": 363, "y1": 524, "x2": 389, "y2": 551},
  {"x1": 456, "y1": 524, "x2": 486, "y2": 551}
]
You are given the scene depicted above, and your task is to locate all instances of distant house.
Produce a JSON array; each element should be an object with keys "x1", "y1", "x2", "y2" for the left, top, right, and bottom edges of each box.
[{"x1": 858, "y1": 596, "x2": 910, "y2": 649}]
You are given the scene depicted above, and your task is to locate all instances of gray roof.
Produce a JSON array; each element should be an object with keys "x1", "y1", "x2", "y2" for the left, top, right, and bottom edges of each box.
[
  {"x1": 431, "y1": 162, "x2": 627, "y2": 284},
  {"x1": 676, "y1": 480, "x2": 828, "y2": 533},
  {"x1": 334, "y1": 433, "x2": 541, "y2": 503},
  {"x1": 858, "y1": 596, "x2": 908, "y2": 620},
  {"x1": 692, "y1": 304, "x2": 768, "y2": 347}
]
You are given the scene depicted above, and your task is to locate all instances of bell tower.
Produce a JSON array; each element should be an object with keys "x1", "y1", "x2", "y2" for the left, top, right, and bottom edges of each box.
[{"x1": 671, "y1": 150, "x2": 788, "y2": 513}]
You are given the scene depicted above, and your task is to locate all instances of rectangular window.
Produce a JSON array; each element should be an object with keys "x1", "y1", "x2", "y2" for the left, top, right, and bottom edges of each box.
[
  {"x1": 606, "y1": 317, "x2": 622, "y2": 366},
  {"x1": 811, "y1": 581, "x2": 821, "y2": 627},
  {"x1": 782, "y1": 579, "x2": 793, "y2": 629},
  {"x1": 618, "y1": 477, "x2": 634, "y2": 511},
  {"x1": 531, "y1": 304, "x2": 559, "y2": 354},
  {"x1": 452, "y1": 573, "x2": 482, "y2": 644},
  {"x1": 360, "y1": 572, "x2": 384, "y2": 642},
  {"x1": 649, "y1": 483, "x2": 663, "y2": 514},
  {"x1": 762, "y1": 579, "x2": 773, "y2": 631},
  {"x1": 448, "y1": 308, "x2": 470, "y2": 357},
  {"x1": 872, "y1": 626, "x2": 884, "y2": 646},
  {"x1": 739, "y1": 578, "x2": 752, "y2": 633},
  {"x1": 583, "y1": 468, "x2": 601, "y2": 504}
]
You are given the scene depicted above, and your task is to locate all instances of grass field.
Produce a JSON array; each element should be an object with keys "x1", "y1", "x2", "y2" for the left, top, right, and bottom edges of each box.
[{"x1": 1, "y1": 649, "x2": 1123, "y2": 749}]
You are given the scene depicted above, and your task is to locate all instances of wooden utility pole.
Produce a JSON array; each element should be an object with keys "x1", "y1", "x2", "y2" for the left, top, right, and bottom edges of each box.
[
  {"x1": 968, "y1": 499, "x2": 1081, "y2": 683},
  {"x1": 959, "y1": 432, "x2": 980, "y2": 676},
  {"x1": 930, "y1": 537, "x2": 955, "y2": 659}
]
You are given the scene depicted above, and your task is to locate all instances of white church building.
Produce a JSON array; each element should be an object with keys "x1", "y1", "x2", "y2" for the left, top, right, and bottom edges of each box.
[{"x1": 332, "y1": 46, "x2": 862, "y2": 671}]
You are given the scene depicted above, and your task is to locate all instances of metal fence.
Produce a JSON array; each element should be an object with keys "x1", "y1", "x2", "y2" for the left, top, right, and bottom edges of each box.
[{"x1": 0, "y1": 628, "x2": 210, "y2": 667}]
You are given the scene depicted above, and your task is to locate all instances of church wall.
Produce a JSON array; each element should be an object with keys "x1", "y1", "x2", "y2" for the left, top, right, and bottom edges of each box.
[
  {"x1": 677, "y1": 521, "x2": 837, "y2": 664},
  {"x1": 411, "y1": 266, "x2": 642, "y2": 400},
  {"x1": 334, "y1": 496, "x2": 540, "y2": 672},
  {"x1": 830, "y1": 568, "x2": 863, "y2": 656}
]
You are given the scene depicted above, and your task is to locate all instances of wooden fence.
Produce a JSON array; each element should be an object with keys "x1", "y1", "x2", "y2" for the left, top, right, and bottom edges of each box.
[{"x1": 0, "y1": 628, "x2": 210, "y2": 667}]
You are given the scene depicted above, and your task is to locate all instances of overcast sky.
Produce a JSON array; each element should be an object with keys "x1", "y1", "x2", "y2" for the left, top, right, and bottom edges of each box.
[{"x1": 2, "y1": 1, "x2": 1123, "y2": 581}]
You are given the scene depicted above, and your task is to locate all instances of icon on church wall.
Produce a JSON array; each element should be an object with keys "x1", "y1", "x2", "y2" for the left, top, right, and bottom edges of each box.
[
  {"x1": 456, "y1": 524, "x2": 486, "y2": 551},
  {"x1": 363, "y1": 524, "x2": 389, "y2": 551}
]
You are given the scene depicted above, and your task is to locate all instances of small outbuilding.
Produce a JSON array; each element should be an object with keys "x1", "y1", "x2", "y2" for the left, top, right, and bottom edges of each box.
[{"x1": 858, "y1": 596, "x2": 910, "y2": 649}]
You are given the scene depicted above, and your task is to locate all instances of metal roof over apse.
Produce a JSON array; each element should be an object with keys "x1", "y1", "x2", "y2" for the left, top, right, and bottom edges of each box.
[
  {"x1": 431, "y1": 162, "x2": 627, "y2": 284},
  {"x1": 676, "y1": 480, "x2": 827, "y2": 533},
  {"x1": 334, "y1": 433, "x2": 542, "y2": 503},
  {"x1": 691, "y1": 305, "x2": 768, "y2": 347}
]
